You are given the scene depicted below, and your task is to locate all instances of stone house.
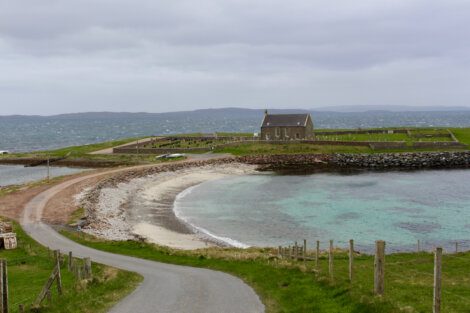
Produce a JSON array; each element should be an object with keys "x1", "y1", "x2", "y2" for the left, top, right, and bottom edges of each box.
[{"x1": 260, "y1": 111, "x2": 314, "y2": 140}]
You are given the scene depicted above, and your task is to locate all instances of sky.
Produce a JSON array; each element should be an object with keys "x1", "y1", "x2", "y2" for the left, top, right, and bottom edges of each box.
[{"x1": 1, "y1": 0, "x2": 470, "y2": 115}]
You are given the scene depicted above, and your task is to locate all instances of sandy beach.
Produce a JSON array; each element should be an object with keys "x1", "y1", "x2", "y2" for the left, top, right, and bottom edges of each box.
[{"x1": 77, "y1": 163, "x2": 256, "y2": 249}]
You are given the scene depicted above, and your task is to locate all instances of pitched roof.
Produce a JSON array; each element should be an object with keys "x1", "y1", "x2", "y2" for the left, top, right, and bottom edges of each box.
[{"x1": 261, "y1": 114, "x2": 310, "y2": 127}]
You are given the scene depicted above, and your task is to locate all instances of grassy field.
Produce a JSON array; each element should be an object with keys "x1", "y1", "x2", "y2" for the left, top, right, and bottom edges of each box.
[
  {"x1": 61, "y1": 231, "x2": 470, "y2": 313},
  {"x1": 1, "y1": 221, "x2": 142, "y2": 313},
  {"x1": 215, "y1": 143, "x2": 373, "y2": 155},
  {"x1": 315, "y1": 133, "x2": 453, "y2": 142}
]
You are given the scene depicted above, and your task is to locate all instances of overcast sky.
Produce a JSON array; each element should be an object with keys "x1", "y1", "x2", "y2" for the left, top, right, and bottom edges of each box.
[{"x1": 1, "y1": 0, "x2": 470, "y2": 115}]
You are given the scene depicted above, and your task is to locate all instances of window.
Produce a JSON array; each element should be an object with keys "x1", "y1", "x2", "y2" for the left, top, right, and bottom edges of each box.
[
  {"x1": 284, "y1": 128, "x2": 289, "y2": 138},
  {"x1": 296, "y1": 133, "x2": 300, "y2": 139},
  {"x1": 275, "y1": 127, "x2": 280, "y2": 137}
]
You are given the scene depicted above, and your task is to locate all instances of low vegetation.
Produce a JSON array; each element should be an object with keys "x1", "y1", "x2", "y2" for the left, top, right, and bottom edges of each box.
[
  {"x1": 215, "y1": 143, "x2": 373, "y2": 155},
  {"x1": 62, "y1": 231, "x2": 470, "y2": 313},
  {"x1": 1, "y1": 221, "x2": 142, "y2": 313}
]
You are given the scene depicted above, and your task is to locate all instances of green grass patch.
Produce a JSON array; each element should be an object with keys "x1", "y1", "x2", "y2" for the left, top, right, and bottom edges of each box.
[
  {"x1": 1, "y1": 220, "x2": 142, "y2": 313},
  {"x1": 67, "y1": 207, "x2": 85, "y2": 225},
  {"x1": 450, "y1": 128, "x2": 470, "y2": 147},
  {"x1": 215, "y1": 143, "x2": 372, "y2": 155}
]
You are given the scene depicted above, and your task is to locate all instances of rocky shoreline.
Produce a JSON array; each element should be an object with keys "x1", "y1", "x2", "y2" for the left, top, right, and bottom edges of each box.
[{"x1": 238, "y1": 151, "x2": 470, "y2": 170}]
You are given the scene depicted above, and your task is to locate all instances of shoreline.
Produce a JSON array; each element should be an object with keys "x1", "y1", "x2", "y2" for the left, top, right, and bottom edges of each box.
[{"x1": 78, "y1": 162, "x2": 257, "y2": 250}]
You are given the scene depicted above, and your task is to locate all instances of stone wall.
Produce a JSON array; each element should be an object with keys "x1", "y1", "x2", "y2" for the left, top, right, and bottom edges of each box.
[
  {"x1": 330, "y1": 151, "x2": 470, "y2": 169},
  {"x1": 236, "y1": 152, "x2": 470, "y2": 170}
]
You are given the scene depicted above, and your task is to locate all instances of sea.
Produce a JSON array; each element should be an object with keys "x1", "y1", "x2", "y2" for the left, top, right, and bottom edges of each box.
[{"x1": 175, "y1": 169, "x2": 470, "y2": 253}]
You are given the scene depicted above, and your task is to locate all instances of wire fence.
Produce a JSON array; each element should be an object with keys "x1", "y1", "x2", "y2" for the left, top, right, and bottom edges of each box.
[{"x1": 276, "y1": 238, "x2": 470, "y2": 313}]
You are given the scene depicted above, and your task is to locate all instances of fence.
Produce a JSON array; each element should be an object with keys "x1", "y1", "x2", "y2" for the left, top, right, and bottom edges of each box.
[
  {"x1": 1, "y1": 246, "x2": 94, "y2": 313},
  {"x1": 276, "y1": 238, "x2": 468, "y2": 313}
]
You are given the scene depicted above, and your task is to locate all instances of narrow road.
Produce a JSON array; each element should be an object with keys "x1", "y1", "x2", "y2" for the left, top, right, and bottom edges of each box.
[{"x1": 20, "y1": 165, "x2": 264, "y2": 313}]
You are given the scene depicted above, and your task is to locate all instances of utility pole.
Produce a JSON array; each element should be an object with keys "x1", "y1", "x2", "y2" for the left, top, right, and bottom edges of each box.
[{"x1": 47, "y1": 157, "x2": 50, "y2": 182}]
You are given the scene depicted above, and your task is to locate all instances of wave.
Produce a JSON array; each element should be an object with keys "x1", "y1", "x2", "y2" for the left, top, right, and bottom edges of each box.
[{"x1": 173, "y1": 184, "x2": 250, "y2": 249}]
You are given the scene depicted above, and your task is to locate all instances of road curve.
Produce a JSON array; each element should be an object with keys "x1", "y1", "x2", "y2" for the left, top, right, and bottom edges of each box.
[{"x1": 20, "y1": 167, "x2": 264, "y2": 313}]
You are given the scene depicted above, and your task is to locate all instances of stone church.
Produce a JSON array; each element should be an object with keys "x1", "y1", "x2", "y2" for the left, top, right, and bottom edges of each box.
[{"x1": 260, "y1": 110, "x2": 314, "y2": 140}]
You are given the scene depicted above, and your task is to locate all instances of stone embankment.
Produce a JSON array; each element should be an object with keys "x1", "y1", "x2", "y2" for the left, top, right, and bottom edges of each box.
[
  {"x1": 237, "y1": 152, "x2": 470, "y2": 170},
  {"x1": 330, "y1": 151, "x2": 470, "y2": 169}
]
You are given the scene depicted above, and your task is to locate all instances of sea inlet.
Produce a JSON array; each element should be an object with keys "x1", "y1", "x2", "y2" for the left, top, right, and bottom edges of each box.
[{"x1": 175, "y1": 169, "x2": 470, "y2": 253}]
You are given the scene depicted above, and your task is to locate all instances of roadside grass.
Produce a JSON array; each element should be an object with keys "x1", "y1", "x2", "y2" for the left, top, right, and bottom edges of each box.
[
  {"x1": 67, "y1": 207, "x2": 85, "y2": 225},
  {"x1": 62, "y1": 231, "x2": 470, "y2": 313},
  {"x1": 1, "y1": 220, "x2": 142, "y2": 313}
]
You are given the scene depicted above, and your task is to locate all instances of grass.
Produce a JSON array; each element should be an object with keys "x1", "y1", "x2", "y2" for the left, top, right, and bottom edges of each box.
[
  {"x1": 67, "y1": 207, "x2": 85, "y2": 225},
  {"x1": 450, "y1": 128, "x2": 470, "y2": 147},
  {"x1": 1, "y1": 220, "x2": 142, "y2": 313},
  {"x1": 0, "y1": 136, "x2": 187, "y2": 167},
  {"x1": 215, "y1": 143, "x2": 373, "y2": 155},
  {"x1": 61, "y1": 231, "x2": 470, "y2": 313}
]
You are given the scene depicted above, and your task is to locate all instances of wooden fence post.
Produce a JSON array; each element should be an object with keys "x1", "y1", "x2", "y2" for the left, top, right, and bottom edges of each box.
[
  {"x1": 0, "y1": 259, "x2": 8, "y2": 313},
  {"x1": 374, "y1": 240, "x2": 385, "y2": 295},
  {"x1": 329, "y1": 240, "x2": 334, "y2": 281},
  {"x1": 433, "y1": 247, "x2": 442, "y2": 313},
  {"x1": 84, "y1": 257, "x2": 92, "y2": 279},
  {"x1": 349, "y1": 239, "x2": 354, "y2": 282},
  {"x1": 417, "y1": 240, "x2": 420, "y2": 252},
  {"x1": 455, "y1": 242, "x2": 458, "y2": 253},
  {"x1": 33, "y1": 265, "x2": 59, "y2": 306},
  {"x1": 68, "y1": 251, "x2": 73, "y2": 271},
  {"x1": 303, "y1": 239, "x2": 307, "y2": 260},
  {"x1": 316, "y1": 240, "x2": 320, "y2": 268},
  {"x1": 18, "y1": 304, "x2": 24, "y2": 313},
  {"x1": 278, "y1": 246, "x2": 282, "y2": 258},
  {"x1": 294, "y1": 242, "x2": 298, "y2": 261},
  {"x1": 54, "y1": 250, "x2": 62, "y2": 295}
]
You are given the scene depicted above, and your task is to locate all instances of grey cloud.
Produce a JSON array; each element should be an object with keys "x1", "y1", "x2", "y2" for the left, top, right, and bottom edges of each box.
[{"x1": 1, "y1": 0, "x2": 470, "y2": 114}]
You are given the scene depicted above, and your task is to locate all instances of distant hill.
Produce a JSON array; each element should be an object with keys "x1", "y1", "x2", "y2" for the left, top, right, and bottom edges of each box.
[
  {"x1": 311, "y1": 105, "x2": 470, "y2": 112},
  {"x1": 2, "y1": 106, "x2": 470, "y2": 119}
]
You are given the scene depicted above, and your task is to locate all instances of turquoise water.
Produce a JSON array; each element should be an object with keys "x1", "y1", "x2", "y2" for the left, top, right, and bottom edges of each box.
[{"x1": 175, "y1": 170, "x2": 470, "y2": 252}]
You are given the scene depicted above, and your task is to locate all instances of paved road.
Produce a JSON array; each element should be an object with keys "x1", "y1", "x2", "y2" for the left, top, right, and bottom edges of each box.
[{"x1": 20, "y1": 167, "x2": 264, "y2": 313}]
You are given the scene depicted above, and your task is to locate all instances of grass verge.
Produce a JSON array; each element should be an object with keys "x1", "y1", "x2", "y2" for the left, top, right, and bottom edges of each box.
[{"x1": 1, "y1": 220, "x2": 142, "y2": 313}]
